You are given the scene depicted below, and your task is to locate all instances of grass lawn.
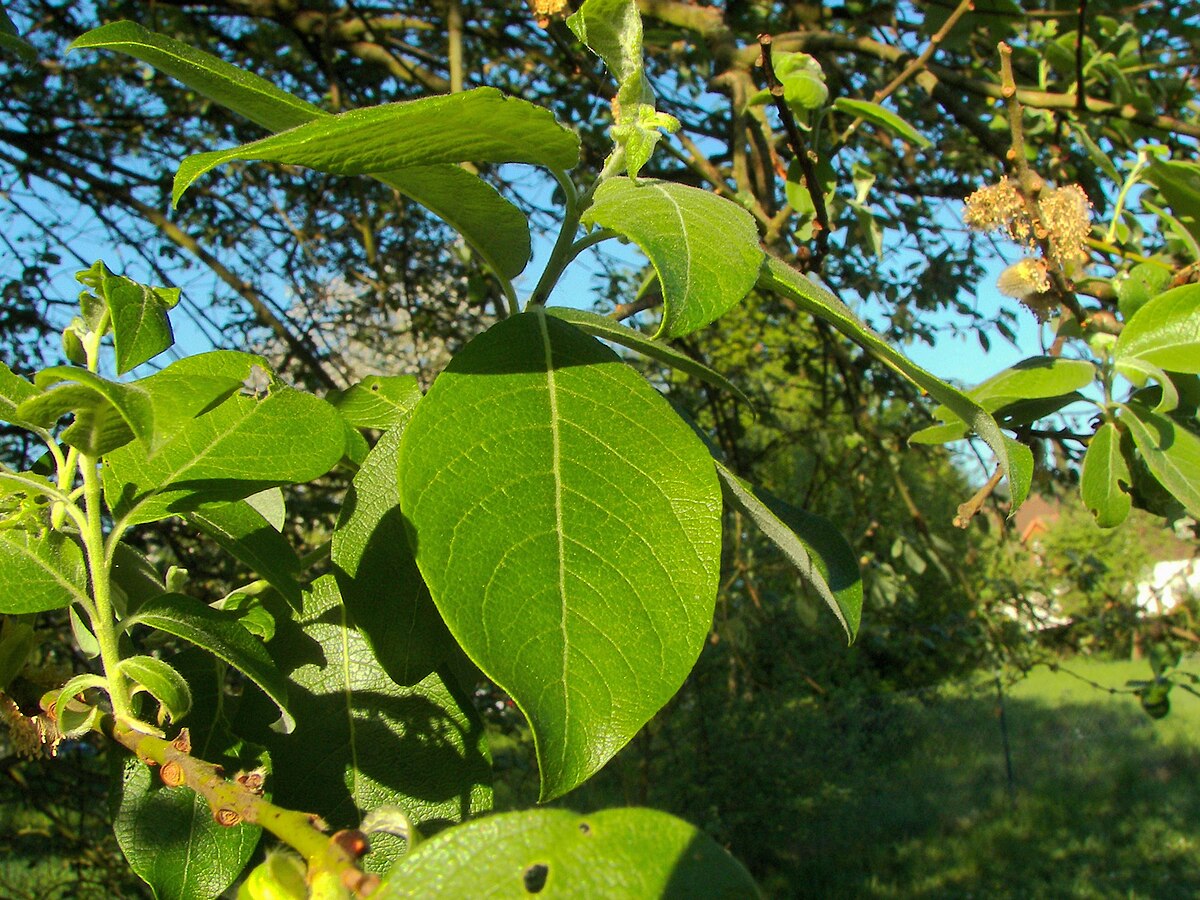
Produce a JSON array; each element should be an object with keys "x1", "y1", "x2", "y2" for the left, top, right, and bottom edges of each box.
[
  {"x1": 504, "y1": 656, "x2": 1200, "y2": 898},
  {"x1": 780, "y1": 658, "x2": 1200, "y2": 898}
]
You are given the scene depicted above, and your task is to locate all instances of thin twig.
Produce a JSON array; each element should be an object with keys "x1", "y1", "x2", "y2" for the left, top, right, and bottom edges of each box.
[
  {"x1": 954, "y1": 465, "x2": 1004, "y2": 529},
  {"x1": 757, "y1": 33, "x2": 830, "y2": 266},
  {"x1": 838, "y1": 0, "x2": 975, "y2": 145}
]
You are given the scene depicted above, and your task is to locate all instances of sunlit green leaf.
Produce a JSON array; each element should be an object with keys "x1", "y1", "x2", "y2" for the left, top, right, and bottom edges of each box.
[
  {"x1": 911, "y1": 356, "x2": 1097, "y2": 443},
  {"x1": 583, "y1": 178, "x2": 763, "y2": 338},
  {"x1": 1113, "y1": 283, "x2": 1200, "y2": 374},
  {"x1": 544, "y1": 307, "x2": 752, "y2": 406},
  {"x1": 376, "y1": 808, "x2": 760, "y2": 898},
  {"x1": 1080, "y1": 421, "x2": 1132, "y2": 528},
  {"x1": 124, "y1": 593, "x2": 293, "y2": 733},
  {"x1": 104, "y1": 355, "x2": 343, "y2": 525},
  {"x1": 329, "y1": 375, "x2": 421, "y2": 431},
  {"x1": 0, "y1": 526, "x2": 89, "y2": 614},
  {"x1": 71, "y1": 22, "x2": 536, "y2": 278},
  {"x1": 174, "y1": 88, "x2": 579, "y2": 206},
  {"x1": 715, "y1": 463, "x2": 861, "y2": 641},
  {"x1": 834, "y1": 98, "x2": 931, "y2": 147},
  {"x1": 761, "y1": 258, "x2": 1033, "y2": 511},
  {"x1": 399, "y1": 310, "x2": 721, "y2": 800},
  {"x1": 1119, "y1": 403, "x2": 1200, "y2": 519},
  {"x1": 118, "y1": 655, "x2": 192, "y2": 724},
  {"x1": 1145, "y1": 160, "x2": 1200, "y2": 245},
  {"x1": 75, "y1": 261, "x2": 179, "y2": 374}
]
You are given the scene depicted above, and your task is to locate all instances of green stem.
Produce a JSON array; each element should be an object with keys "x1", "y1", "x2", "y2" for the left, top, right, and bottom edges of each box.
[
  {"x1": 79, "y1": 453, "x2": 132, "y2": 721},
  {"x1": 528, "y1": 154, "x2": 625, "y2": 308}
]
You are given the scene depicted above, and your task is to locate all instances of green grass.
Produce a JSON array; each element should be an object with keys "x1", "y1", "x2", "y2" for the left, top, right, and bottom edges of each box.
[{"x1": 498, "y1": 656, "x2": 1200, "y2": 899}]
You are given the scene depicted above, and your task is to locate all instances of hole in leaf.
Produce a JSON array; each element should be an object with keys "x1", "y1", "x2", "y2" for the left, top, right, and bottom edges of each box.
[
  {"x1": 578, "y1": 822, "x2": 591, "y2": 835},
  {"x1": 523, "y1": 863, "x2": 549, "y2": 893}
]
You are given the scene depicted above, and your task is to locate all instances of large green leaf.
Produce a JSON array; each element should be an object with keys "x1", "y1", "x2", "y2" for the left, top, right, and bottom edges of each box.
[
  {"x1": 187, "y1": 499, "x2": 302, "y2": 609},
  {"x1": 910, "y1": 356, "x2": 1096, "y2": 444},
  {"x1": 333, "y1": 424, "x2": 453, "y2": 686},
  {"x1": 174, "y1": 88, "x2": 578, "y2": 205},
  {"x1": 761, "y1": 258, "x2": 1033, "y2": 511},
  {"x1": 104, "y1": 355, "x2": 344, "y2": 526},
  {"x1": 1080, "y1": 421, "x2": 1133, "y2": 528},
  {"x1": 76, "y1": 261, "x2": 179, "y2": 374},
  {"x1": 0, "y1": 526, "x2": 89, "y2": 614},
  {"x1": 123, "y1": 593, "x2": 293, "y2": 733},
  {"x1": 376, "y1": 808, "x2": 760, "y2": 898},
  {"x1": 398, "y1": 310, "x2": 721, "y2": 800},
  {"x1": 1120, "y1": 404, "x2": 1200, "y2": 519},
  {"x1": 1113, "y1": 283, "x2": 1200, "y2": 374},
  {"x1": 71, "y1": 22, "x2": 535, "y2": 279},
  {"x1": 715, "y1": 463, "x2": 861, "y2": 641},
  {"x1": 238, "y1": 576, "x2": 491, "y2": 876},
  {"x1": 544, "y1": 307, "x2": 752, "y2": 405},
  {"x1": 1144, "y1": 160, "x2": 1200, "y2": 245},
  {"x1": 582, "y1": 178, "x2": 763, "y2": 338},
  {"x1": 112, "y1": 648, "x2": 264, "y2": 900}
]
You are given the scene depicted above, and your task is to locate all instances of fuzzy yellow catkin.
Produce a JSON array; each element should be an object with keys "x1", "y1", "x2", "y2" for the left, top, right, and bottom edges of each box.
[{"x1": 529, "y1": 0, "x2": 568, "y2": 25}]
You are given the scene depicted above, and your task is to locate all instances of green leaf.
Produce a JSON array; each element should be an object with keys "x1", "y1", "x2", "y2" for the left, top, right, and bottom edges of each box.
[
  {"x1": 583, "y1": 178, "x2": 763, "y2": 339},
  {"x1": 71, "y1": 22, "x2": 535, "y2": 279},
  {"x1": 833, "y1": 98, "x2": 933, "y2": 148},
  {"x1": 911, "y1": 356, "x2": 1097, "y2": 443},
  {"x1": 187, "y1": 499, "x2": 302, "y2": 610},
  {"x1": 0, "y1": 8, "x2": 37, "y2": 64},
  {"x1": 1145, "y1": 160, "x2": 1200, "y2": 245},
  {"x1": 238, "y1": 576, "x2": 491, "y2": 876},
  {"x1": 124, "y1": 593, "x2": 293, "y2": 733},
  {"x1": 104, "y1": 357, "x2": 344, "y2": 526},
  {"x1": 112, "y1": 648, "x2": 264, "y2": 900},
  {"x1": 761, "y1": 257, "x2": 1033, "y2": 511},
  {"x1": 332, "y1": 425, "x2": 453, "y2": 686},
  {"x1": 714, "y1": 463, "x2": 861, "y2": 641},
  {"x1": 52, "y1": 673, "x2": 108, "y2": 728},
  {"x1": 329, "y1": 375, "x2": 421, "y2": 430},
  {"x1": 399, "y1": 310, "x2": 721, "y2": 800},
  {"x1": 1115, "y1": 261, "x2": 1173, "y2": 322},
  {"x1": 18, "y1": 366, "x2": 154, "y2": 455},
  {"x1": 544, "y1": 307, "x2": 753, "y2": 406},
  {"x1": 1080, "y1": 421, "x2": 1132, "y2": 528},
  {"x1": 76, "y1": 261, "x2": 179, "y2": 374},
  {"x1": 376, "y1": 808, "x2": 760, "y2": 898},
  {"x1": 174, "y1": 88, "x2": 579, "y2": 206},
  {"x1": 0, "y1": 526, "x2": 89, "y2": 613},
  {"x1": 1117, "y1": 357, "x2": 1178, "y2": 413},
  {"x1": 1113, "y1": 283, "x2": 1200, "y2": 374},
  {"x1": 244, "y1": 487, "x2": 285, "y2": 531},
  {"x1": 0, "y1": 361, "x2": 41, "y2": 431},
  {"x1": 381, "y1": 166, "x2": 533, "y2": 280},
  {"x1": 118, "y1": 655, "x2": 192, "y2": 725},
  {"x1": 568, "y1": 0, "x2": 678, "y2": 180},
  {"x1": 1120, "y1": 404, "x2": 1200, "y2": 519}
]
